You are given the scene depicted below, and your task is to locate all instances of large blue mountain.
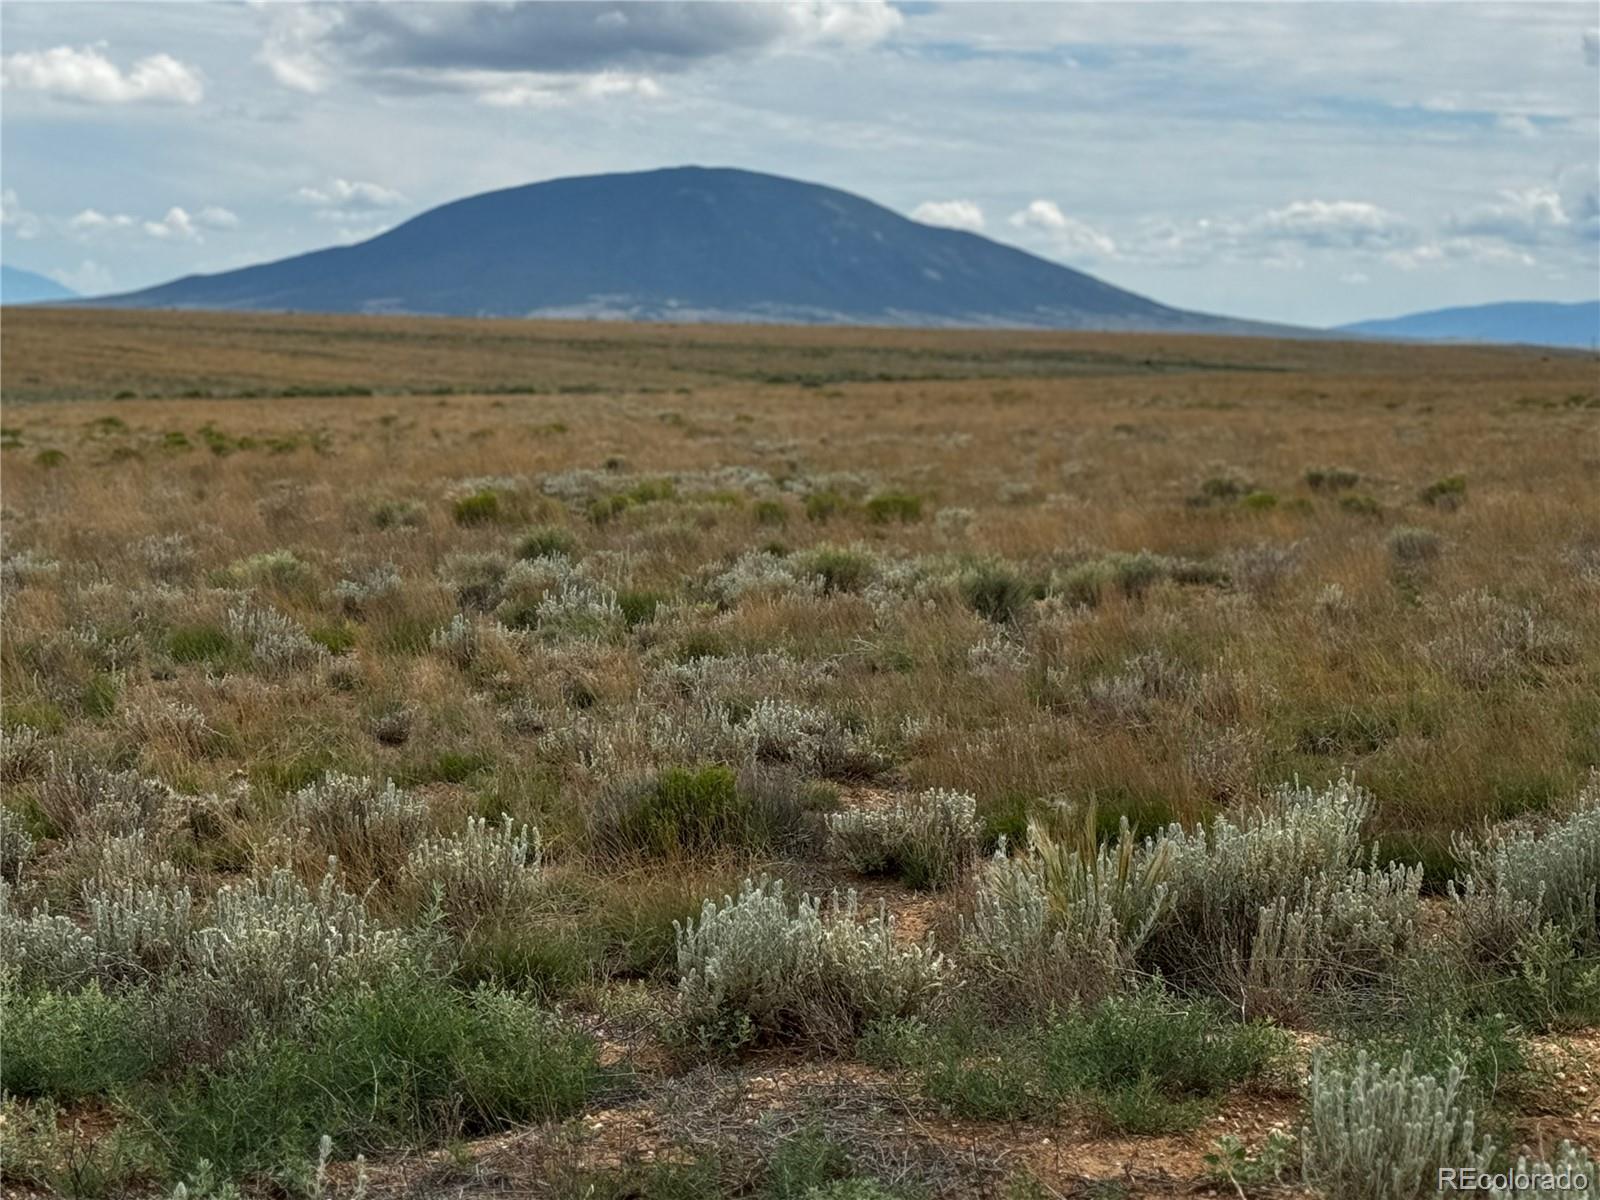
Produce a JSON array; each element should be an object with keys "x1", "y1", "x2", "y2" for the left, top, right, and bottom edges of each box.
[
  {"x1": 2, "y1": 265, "x2": 77, "y2": 304},
  {"x1": 1340, "y1": 300, "x2": 1599, "y2": 350},
  {"x1": 82, "y1": 166, "x2": 1277, "y2": 333}
]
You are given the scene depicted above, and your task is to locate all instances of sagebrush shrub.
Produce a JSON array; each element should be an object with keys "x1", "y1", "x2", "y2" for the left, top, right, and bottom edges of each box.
[
  {"x1": 189, "y1": 868, "x2": 405, "y2": 1016},
  {"x1": 226, "y1": 601, "x2": 327, "y2": 672},
  {"x1": 1302, "y1": 1052, "x2": 1492, "y2": 1200},
  {"x1": 1450, "y1": 776, "x2": 1600, "y2": 1024},
  {"x1": 1, "y1": 804, "x2": 36, "y2": 880},
  {"x1": 1387, "y1": 526, "x2": 1441, "y2": 566},
  {"x1": 34, "y1": 755, "x2": 177, "y2": 840},
  {"x1": 1145, "y1": 776, "x2": 1422, "y2": 1011},
  {"x1": 721, "y1": 697, "x2": 885, "y2": 780},
  {"x1": 827, "y1": 788, "x2": 980, "y2": 890},
  {"x1": 292, "y1": 772, "x2": 428, "y2": 884},
  {"x1": 674, "y1": 877, "x2": 945, "y2": 1050},
  {"x1": 962, "y1": 816, "x2": 1169, "y2": 1008},
  {"x1": 406, "y1": 815, "x2": 542, "y2": 923},
  {"x1": 1, "y1": 723, "x2": 47, "y2": 783}
]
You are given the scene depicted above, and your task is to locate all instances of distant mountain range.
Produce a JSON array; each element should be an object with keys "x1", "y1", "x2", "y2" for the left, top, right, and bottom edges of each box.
[
  {"x1": 73, "y1": 166, "x2": 1282, "y2": 335},
  {"x1": 1340, "y1": 300, "x2": 1599, "y2": 350},
  {"x1": 2, "y1": 265, "x2": 77, "y2": 304}
]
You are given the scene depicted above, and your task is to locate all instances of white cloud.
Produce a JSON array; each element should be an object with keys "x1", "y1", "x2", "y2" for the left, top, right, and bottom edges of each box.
[
  {"x1": 68, "y1": 203, "x2": 235, "y2": 243},
  {"x1": 1250, "y1": 200, "x2": 1411, "y2": 251},
  {"x1": 293, "y1": 179, "x2": 405, "y2": 210},
  {"x1": 1446, "y1": 185, "x2": 1576, "y2": 245},
  {"x1": 911, "y1": 199, "x2": 985, "y2": 232},
  {"x1": 478, "y1": 72, "x2": 663, "y2": 108},
  {"x1": 68, "y1": 208, "x2": 137, "y2": 234},
  {"x1": 1, "y1": 189, "x2": 42, "y2": 239},
  {"x1": 197, "y1": 206, "x2": 240, "y2": 231},
  {"x1": 1008, "y1": 200, "x2": 1117, "y2": 259},
  {"x1": 144, "y1": 207, "x2": 199, "y2": 241},
  {"x1": 1, "y1": 44, "x2": 203, "y2": 105}
]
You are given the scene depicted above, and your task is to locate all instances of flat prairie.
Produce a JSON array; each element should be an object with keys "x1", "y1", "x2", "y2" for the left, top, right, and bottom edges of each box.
[{"x1": 2, "y1": 306, "x2": 1597, "y2": 1198}]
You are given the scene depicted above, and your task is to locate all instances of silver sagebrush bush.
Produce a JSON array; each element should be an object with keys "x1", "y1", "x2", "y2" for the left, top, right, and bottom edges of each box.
[
  {"x1": 292, "y1": 772, "x2": 427, "y2": 879},
  {"x1": 827, "y1": 788, "x2": 980, "y2": 889},
  {"x1": 226, "y1": 600, "x2": 327, "y2": 672},
  {"x1": 963, "y1": 817, "x2": 1169, "y2": 1007},
  {"x1": 1487, "y1": 1141, "x2": 1598, "y2": 1199},
  {"x1": 1302, "y1": 1052, "x2": 1492, "y2": 1200},
  {"x1": 674, "y1": 876, "x2": 945, "y2": 1047},
  {"x1": 0, "y1": 805, "x2": 36, "y2": 881},
  {"x1": 35, "y1": 756, "x2": 179, "y2": 841},
  {"x1": 1, "y1": 724, "x2": 46, "y2": 784},
  {"x1": 189, "y1": 868, "x2": 404, "y2": 1014},
  {"x1": 1451, "y1": 773, "x2": 1600, "y2": 960},
  {"x1": 406, "y1": 815, "x2": 542, "y2": 922}
]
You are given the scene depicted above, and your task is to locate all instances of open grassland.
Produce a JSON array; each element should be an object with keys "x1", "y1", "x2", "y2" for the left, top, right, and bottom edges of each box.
[{"x1": 1, "y1": 307, "x2": 1598, "y2": 1198}]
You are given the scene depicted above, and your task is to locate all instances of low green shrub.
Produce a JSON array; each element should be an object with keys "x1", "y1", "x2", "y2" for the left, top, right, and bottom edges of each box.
[
  {"x1": 452, "y1": 490, "x2": 502, "y2": 525},
  {"x1": 864, "y1": 492, "x2": 923, "y2": 524},
  {"x1": 515, "y1": 525, "x2": 576, "y2": 560},
  {"x1": 1, "y1": 983, "x2": 171, "y2": 1101},
  {"x1": 146, "y1": 973, "x2": 599, "y2": 1180},
  {"x1": 591, "y1": 765, "x2": 806, "y2": 860}
]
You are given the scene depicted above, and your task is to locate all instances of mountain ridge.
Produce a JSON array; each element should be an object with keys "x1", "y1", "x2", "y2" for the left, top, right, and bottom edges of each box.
[
  {"x1": 1339, "y1": 300, "x2": 1599, "y2": 350},
  {"x1": 78, "y1": 166, "x2": 1289, "y2": 335},
  {"x1": 2, "y1": 265, "x2": 77, "y2": 304}
]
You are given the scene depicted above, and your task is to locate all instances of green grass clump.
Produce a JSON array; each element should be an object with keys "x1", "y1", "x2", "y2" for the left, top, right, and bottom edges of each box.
[
  {"x1": 870, "y1": 989, "x2": 1284, "y2": 1132},
  {"x1": 803, "y1": 547, "x2": 874, "y2": 595},
  {"x1": 617, "y1": 588, "x2": 666, "y2": 627},
  {"x1": 452, "y1": 490, "x2": 502, "y2": 525},
  {"x1": 1338, "y1": 493, "x2": 1383, "y2": 516},
  {"x1": 1306, "y1": 466, "x2": 1360, "y2": 491},
  {"x1": 146, "y1": 974, "x2": 600, "y2": 1181},
  {"x1": 753, "y1": 499, "x2": 789, "y2": 526},
  {"x1": 959, "y1": 560, "x2": 1034, "y2": 623},
  {"x1": 594, "y1": 765, "x2": 803, "y2": 859},
  {"x1": 864, "y1": 491, "x2": 924, "y2": 524},
  {"x1": 1, "y1": 984, "x2": 171, "y2": 1101},
  {"x1": 516, "y1": 525, "x2": 576, "y2": 560},
  {"x1": 804, "y1": 490, "x2": 850, "y2": 522},
  {"x1": 1420, "y1": 474, "x2": 1467, "y2": 508}
]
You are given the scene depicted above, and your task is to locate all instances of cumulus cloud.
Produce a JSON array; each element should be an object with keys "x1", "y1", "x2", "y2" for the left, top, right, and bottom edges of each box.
[
  {"x1": 294, "y1": 179, "x2": 405, "y2": 210},
  {"x1": 1, "y1": 44, "x2": 203, "y2": 104},
  {"x1": 911, "y1": 199, "x2": 985, "y2": 232},
  {"x1": 1008, "y1": 200, "x2": 1118, "y2": 259},
  {"x1": 67, "y1": 203, "x2": 237, "y2": 244},
  {"x1": 1, "y1": 189, "x2": 42, "y2": 240},
  {"x1": 258, "y1": 1, "x2": 900, "y2": 96},
  {"x1": 68, "y1": 209, "x2": 137, "y2": 234},
  {"x1": 478, "y1": 71, "x2": 663, "y2": 107},
  {"x1": 1250, "y1": 200, "x2": 1411, "y2": 251},
  {"x1": 196, "y1": 206, "x2": 241, "y2": 231},
  {"x1": 1444, "y1": 168, "x2": 1597, "y2": 253}
]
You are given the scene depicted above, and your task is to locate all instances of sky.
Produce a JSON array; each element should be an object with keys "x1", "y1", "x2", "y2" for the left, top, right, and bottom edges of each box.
[{"x1": 1, "y1": 1, "x2": 1596, "y2": 327}]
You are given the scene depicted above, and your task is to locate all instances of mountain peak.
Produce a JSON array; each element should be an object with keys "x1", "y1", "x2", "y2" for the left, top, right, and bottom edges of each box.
[{"x1": 86, "y1": 167, "x2": 1273, "y2": 333}]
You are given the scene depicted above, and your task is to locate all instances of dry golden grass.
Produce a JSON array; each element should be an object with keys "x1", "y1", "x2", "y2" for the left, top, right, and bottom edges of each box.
[{"x1": 1, "y1": 307, "x2": 1597, "y2": 1196}]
